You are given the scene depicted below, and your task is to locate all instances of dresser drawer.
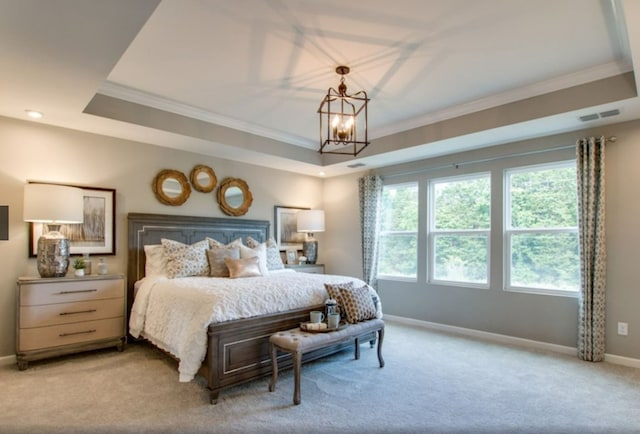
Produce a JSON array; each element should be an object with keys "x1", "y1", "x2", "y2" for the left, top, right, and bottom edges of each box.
[
  {"x1": 19, "y1": 317, "x2": 124, "y2": 352},
  {"x1": 19, "y1": 278, "x2": 124, "y2": 306},
  {"x1": 20, "y1": 298, "x2": 124, "y2": 328}
]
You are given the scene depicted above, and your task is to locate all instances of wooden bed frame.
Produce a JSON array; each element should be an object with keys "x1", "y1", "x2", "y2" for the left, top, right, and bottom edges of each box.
[{"x1": 127, "y1": 213, "x2": 364, "y2": 404}]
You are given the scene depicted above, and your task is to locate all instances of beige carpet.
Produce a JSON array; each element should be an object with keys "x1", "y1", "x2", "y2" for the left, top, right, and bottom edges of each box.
[{"x1": 2, "y1": 321, "x2": 640, "y2": 433}]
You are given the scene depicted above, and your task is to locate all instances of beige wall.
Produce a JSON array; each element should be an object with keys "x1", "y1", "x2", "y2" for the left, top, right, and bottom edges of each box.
[
  {"x1": 0, "y1": 116, "x2": 324, "y2": 357},
  {"x1": 2, "y1": 114, "x2": 640, "y2": 361}
]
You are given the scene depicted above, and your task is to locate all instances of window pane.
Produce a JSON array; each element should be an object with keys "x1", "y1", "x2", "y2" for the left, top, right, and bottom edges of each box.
[
  {"x1": 380, "y1": 184, "x2": 418, "y2": 231},
  {"x1": 434, "y1": 176, "x2": 490, "y2": 230},
  {"x1": 509, "y1": 165, "x2": 577, "y2": 228},
  {"x1": 433, "y1": 235, "x2": 488, "y2": 284},
  {"x1": 378, "y1": 234, "x2": 417, "y2": 278},
  {"x1": 510, "y1": 233, "x2": 579, "y2": 291}
]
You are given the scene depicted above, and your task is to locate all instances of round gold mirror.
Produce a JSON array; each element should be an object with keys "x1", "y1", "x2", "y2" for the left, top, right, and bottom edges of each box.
[
  {"x1": 152, "y1": 169, "x2": 191, "y2": 206},
  {"x1": 217, "y1": 178, "x2": 253, "y2": 216},
  {"x1": 190, "y1": 165, "x2": 217, "y2": 193}
]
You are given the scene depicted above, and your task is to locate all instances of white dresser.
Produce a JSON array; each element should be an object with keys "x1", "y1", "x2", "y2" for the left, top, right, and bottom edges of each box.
[{"x1": 16, "y1": 274, "x2": 126, "y2": 370}]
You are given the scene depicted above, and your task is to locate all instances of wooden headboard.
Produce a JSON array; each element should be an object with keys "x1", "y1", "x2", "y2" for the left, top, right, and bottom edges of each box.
[{"x1": 126, "y1": 213, "x2": 270, "y2": 314}]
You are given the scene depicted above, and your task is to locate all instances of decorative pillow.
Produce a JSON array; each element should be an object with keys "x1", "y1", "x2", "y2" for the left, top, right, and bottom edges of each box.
[
  {"x1": 161, "y1": 239, "x2": 210, "y2": 279},
  {"x1": 207, "y1": 237, "x2": 242, "y2": 249},
  {"x1": 144, "y1": 244, "x2": 167, "y2": 277},
  {"x1": 224, "y1": 256, "x2": 262, "y2": 278},
  {"x1": 239, "y1": 243, "x2": 269, "y2": 276},
  {"x1": 206, "y1": 247, "x2": 240, "y2": 277},
  {"x1": 339, "y1": 285, "x2": 377, "y2": 323},
  {"x1": 246, "y1": 236, "x2": 284, "y2": 271},
  {"x1": 324, "y1": 281, "x2": 354, "y2": 316}
]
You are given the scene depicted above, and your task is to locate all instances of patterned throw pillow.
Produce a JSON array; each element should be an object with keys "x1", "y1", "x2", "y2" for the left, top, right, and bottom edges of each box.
[
  {"x1": 224, "y1": 256, "x2": 262, "y2": 278},
  {"x1": 339, "y1": 285, "x2": 377, "y2": 323},
  {"x1": 246, "y1": 236, "x2": 284, "y2": 271},
  {"x1": 324, "y1": 281, "x2": 354, "y2": 316},
  {"x1": 206, "y1": 247, "x2": 240, "y2": 277},
  {"x1": 161, "y1": 239, "x2": 210, "y2": 278}
]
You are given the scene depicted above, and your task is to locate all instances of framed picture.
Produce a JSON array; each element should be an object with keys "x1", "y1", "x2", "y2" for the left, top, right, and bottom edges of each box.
[
  {"x1": 274, "y1": 205, "x2": 309, "y2": 251},
  {"x1": 286, "y1": 249, "x2": 298, "y2": 265},
  {"x1": 29, "y1": 185, "x2": 116, "y2": 257}
]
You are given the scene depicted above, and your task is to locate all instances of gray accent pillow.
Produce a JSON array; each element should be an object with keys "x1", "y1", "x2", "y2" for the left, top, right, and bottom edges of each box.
[
  {"x1": 246, "y1": 236, "x2": 284, "y2": 271},
  {"x1": 206, "y1": 247, "x2": 240, "y2": 277}
]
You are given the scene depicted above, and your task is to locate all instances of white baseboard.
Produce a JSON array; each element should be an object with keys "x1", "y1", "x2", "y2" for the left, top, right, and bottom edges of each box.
[
  {"x1": 0, "y1": 354, "x2": 16, "y2": 367},
  {"x1": 384, "y1": 314, "x2": 640, "y2": 369}
]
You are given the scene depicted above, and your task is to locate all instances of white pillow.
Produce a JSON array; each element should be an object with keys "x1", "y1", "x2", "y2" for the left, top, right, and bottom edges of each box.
[
  {"x1": 239, "y1": 243, "x2": 269, "y2": 276},
  {"x1": 144, "y1": 244, "x2": 167, "y2": 277},
  {"x1": 246, "y1": 236, "x2": 285, "y2": 271}
]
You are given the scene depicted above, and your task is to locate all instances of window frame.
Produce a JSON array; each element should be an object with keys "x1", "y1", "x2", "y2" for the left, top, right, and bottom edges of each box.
[
  {"x1": 503, "y1": 160, "x2": 579, "y2": 297},
  {"x1": 376, "y1": 181, "x2": 419, "y2": 282},
  {"x1": 428, "y1": 172, "x2": 491, "y2": 288}
]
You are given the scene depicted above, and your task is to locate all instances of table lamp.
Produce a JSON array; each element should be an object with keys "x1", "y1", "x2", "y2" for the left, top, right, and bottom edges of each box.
[
  {"x1": 23, "y1": 183, "x2": 84, "y2": 277},
  {"x1": 296, "y1": 210, "x2": 325, "y2": 264}
]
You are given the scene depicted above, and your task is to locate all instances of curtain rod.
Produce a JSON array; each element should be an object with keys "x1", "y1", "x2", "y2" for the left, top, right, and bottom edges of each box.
[{"x1": 380, "y1": 136, "x2": 617, "y2": 180}]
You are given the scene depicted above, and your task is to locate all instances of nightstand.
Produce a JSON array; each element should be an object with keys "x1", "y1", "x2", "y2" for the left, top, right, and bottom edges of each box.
[
  {"x1": 284, "y1": 264, "x2": 325, "y2": 274},
  {"x1": 16, "y1": 274, "x2": 126, "y2": 370}
]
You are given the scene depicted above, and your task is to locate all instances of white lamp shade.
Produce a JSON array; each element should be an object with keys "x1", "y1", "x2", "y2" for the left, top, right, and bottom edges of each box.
[
  {"x1": 297, "y1": 210, "x2": 325, "y2": 233},
  {"x1": 23, "y1": 183, "x2": 84, "y2": 224}
]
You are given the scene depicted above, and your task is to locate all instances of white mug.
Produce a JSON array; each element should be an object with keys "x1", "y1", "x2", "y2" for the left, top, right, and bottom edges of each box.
[
  {"x1": 310, "y1": 311, "x2": 325, "y2": 323},
  {"x1": 327, "y1": 313, "x2": 340, "y2": 329}
]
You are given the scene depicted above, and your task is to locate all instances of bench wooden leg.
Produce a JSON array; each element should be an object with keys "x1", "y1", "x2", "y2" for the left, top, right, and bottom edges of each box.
[
  {"x1": 377, "y1": 327, "x2": 385, "y2": 368},
  {"x1": 269, "y1": 343, "x2": 278, "y2": 393},
  {"x1": 354, "y1": 337, "x2": 360, "y2": 360},
  {"x1": 292, "y1": 350, "x2": 302, "y2": 405}
]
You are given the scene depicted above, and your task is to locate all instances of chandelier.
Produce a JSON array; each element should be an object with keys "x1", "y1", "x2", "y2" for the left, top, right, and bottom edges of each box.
[{"x1": 318, "y1": 66, "x2": 370, "y2": 156}]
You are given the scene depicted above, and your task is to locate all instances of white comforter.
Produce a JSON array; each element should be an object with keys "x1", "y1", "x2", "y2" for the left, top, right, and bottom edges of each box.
[{"x1": 129, "y1": 270, "x2": 382, "y2": 382}]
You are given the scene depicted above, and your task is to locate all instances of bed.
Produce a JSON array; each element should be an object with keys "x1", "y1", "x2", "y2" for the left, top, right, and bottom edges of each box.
[{"x1": 127, "y1": 213, "x2": 380, "y2": 404}]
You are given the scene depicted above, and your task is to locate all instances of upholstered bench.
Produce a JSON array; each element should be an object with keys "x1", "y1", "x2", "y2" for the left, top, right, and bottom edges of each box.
[{"x1": 268, "y1": 318, "x2": 384, "y2": 405}]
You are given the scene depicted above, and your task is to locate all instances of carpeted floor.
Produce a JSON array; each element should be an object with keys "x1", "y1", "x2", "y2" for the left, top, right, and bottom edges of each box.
[{"x1": 1, "y1": 321, "x2": 640, "y2": 434}]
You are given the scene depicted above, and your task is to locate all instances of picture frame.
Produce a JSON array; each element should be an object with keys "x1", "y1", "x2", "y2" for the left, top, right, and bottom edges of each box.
[
  {"x1": 274, "y1": 205, "x2": 309, "y2": 251},
  {"x1": 286, "y1": 249, "x2": 298, "y2": 265},
  {"x1": 29, "y1": 185, "x2": 116, "y2": 257}
]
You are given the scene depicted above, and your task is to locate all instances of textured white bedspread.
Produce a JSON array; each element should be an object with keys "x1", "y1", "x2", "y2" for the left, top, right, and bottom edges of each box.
[{"x1": 129, "y1": 270, "x2": 382, "y2": 382}]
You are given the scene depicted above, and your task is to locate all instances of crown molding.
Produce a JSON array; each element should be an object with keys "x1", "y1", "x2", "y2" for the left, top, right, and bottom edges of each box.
[
  {"x1": 373, "y1": 60, "x2": 633, "y2": 139},
  {"x1": 97, "y1": 81, "x2": 316, "y2": 148}
]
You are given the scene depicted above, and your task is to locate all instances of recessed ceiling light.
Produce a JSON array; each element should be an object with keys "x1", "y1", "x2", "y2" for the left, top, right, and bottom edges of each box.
[
  {"x1": 318, "y1": 171, "x2": 326, "y2": 176},
  {"x1": 25, "y1": 110, "x2": 43, "y2": 119}
]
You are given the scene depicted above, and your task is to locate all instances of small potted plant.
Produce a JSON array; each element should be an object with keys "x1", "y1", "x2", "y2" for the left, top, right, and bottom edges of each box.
[{"x1": 72, "y1": 257, "x2": 86, "y2": 277}]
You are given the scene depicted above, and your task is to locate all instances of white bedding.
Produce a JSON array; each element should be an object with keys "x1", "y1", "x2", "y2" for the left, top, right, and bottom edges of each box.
[{"x1": 129, "y1": 270, "x2": 382, "y2": 382}]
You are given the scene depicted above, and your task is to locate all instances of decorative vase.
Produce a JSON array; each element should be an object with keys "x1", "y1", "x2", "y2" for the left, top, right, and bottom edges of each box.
[{"x1": 74, "y1": 268, "x2": 85, "y2": 277}]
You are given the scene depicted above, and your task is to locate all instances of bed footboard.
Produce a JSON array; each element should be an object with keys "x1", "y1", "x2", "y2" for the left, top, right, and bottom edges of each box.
[{"x1": 201, "y1": 305, "x2": 374, "y2": 404}]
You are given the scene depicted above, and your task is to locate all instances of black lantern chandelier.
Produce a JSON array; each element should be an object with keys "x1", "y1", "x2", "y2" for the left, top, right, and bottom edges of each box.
[{"x1": 318, "y1": 66, "x2": 370, "y2": 156}]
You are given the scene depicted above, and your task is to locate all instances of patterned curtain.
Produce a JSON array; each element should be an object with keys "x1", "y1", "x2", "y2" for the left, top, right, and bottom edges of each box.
[
  {"x1": 576, "y1": 136, "x2": 607, "y2": 362},
  {"x1": 358, "y1": 175, "x2": 383, "y2": 287}
]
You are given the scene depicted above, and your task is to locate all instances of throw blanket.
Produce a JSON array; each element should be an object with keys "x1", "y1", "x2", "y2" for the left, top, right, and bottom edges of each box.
[{"x1": 129, "y1": 270, "x2": 382, "y2": 382}]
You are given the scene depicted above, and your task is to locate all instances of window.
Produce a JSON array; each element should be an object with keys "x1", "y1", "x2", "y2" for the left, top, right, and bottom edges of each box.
[
  {"x1": 429, "y1": 174, "x2": 491, "y2": 285},
  {"x1": 377, "y1": 183, "x2": 418, "y2": 279},
  {"x1": 505, "y1": 162, "x2": 579, "y2": 294}
]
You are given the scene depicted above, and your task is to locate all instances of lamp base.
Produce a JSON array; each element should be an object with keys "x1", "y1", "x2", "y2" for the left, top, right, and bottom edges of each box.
[
  {"x1": 36, "y1": 232, "x2": 71, "y2": 278},
  {"x1": 302, "y1": 240, "x2": 318, "y2": 264}
]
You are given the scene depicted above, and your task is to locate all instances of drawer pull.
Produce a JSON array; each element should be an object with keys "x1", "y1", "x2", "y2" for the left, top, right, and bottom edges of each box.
[
  {"x1": 59, "y1": 309, "x2": 97, "y2": 316},
  {"x1": 59, "y1": 329, "x2": 96, "y2": 337},
  {"x1": 58, "y1": 289, "x2": 98, "y2": 295}
]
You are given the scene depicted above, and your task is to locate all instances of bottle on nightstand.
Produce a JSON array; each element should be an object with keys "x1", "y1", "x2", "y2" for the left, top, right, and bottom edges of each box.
[{"x1": 98, "y1": 258, "x2": 108, "y2": 275}]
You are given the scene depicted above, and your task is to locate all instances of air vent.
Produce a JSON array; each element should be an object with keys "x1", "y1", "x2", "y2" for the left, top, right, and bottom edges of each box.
[
  {"x1": 579, "y1": 114, "x2": 599, "y2": 122},
  {"x1": 579, "y1": 109, "x2": 620, "y2": 122},
  {"x1": 347, "y1": 163, "x2": 366, "y2": 168},
  {"x1": 599, "y1": 109, "x2": 620, "y2": 118}
]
